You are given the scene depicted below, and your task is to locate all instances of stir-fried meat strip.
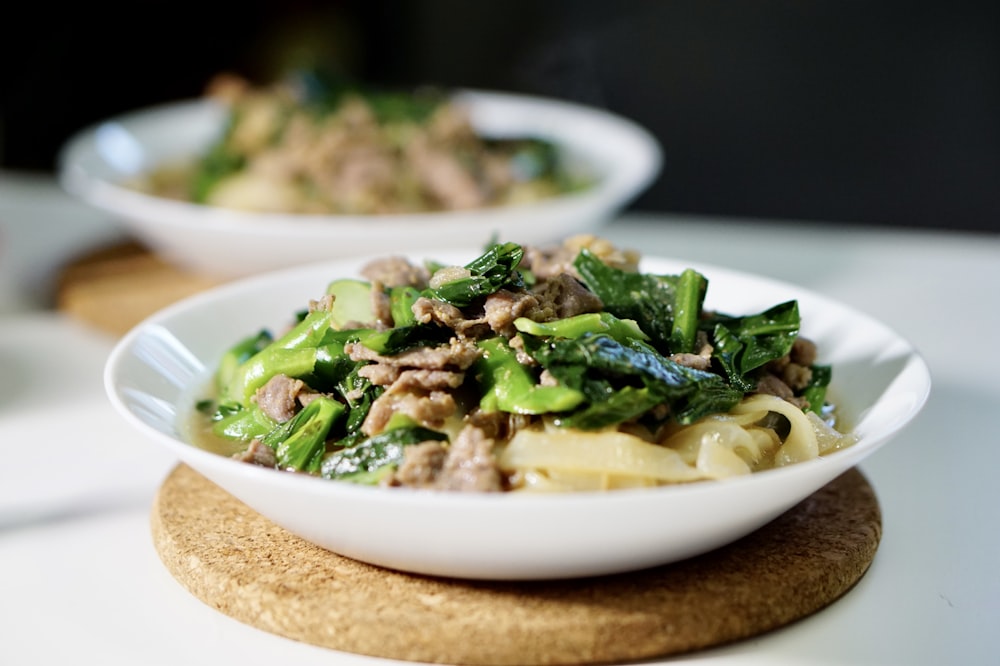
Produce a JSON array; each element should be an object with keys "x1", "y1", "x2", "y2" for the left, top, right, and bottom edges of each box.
[
  {"x1": 233, "y1": 439, "x2": 277, "y2": 467},
  {"x1": 360, "y1": 256, "x2": 430, "y2": 288},
  {"x1": 255, "y1": 374, "x2": 307, "y2": 423},
  {"x1": 369, "y1": 280, "x2": 393, "y2": 329},
  {"x1": 762, "y1": 336, "x2": 817, "y2": 402},
  {"x1": 466, "y1": 408, "x2": 535, "y2": 441},
  {"x1": 482, "y1": 289, "x2": 541, "y2": 337},
  {"x1": 531, "y1": 273, "x2": 604, "y2": 319},
  {"x1": 411, "y1": 296, "x2": 491, "y2": 339},
  {"x1": 346, "y1": 337, "x2": 480, "y2": 370},
  {"x1": 388, "y1": 441, "x2": 447, "y2": 487},
  {"x1": 362, "y1": 390, "x2": 457, "y2": 436},
  {"x1": 522, "y1": 234, "x2": 641, "y2": 279},
  {"x1": 436, "y1": 425, "x2": 502, "y2": 492},
  {"x1": 388, "y1": 425, "x2": 502, "y2": 492}
]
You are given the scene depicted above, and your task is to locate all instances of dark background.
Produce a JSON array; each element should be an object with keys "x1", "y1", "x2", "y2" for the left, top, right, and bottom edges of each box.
[{"x1": 2, "y1": 0, "x2": 998, "y2": 232}]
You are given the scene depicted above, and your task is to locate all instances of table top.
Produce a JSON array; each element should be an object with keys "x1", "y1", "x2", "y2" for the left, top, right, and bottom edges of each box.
[{"x1": 2, "y1": 169, "x2": 998, "y2": 665}]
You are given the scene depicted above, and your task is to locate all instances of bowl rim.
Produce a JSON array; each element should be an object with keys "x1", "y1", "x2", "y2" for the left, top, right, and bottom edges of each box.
[{"x1": 57, "y1": 88, "x2": 663, "y2": 234}]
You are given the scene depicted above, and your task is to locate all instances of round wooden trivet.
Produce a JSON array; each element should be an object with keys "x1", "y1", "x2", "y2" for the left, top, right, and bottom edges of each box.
[
  {"x1": 150, "y1": 464, "x2": 881, "y2": 665},
  {"x1": 55, "y1": 241, "x2": 220, "y2": 336}
]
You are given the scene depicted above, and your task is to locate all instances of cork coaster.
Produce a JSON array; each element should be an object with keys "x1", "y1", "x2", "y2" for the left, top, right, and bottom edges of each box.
[
  {"x1": 55, "y1": 241, "x2": 220, "y2": 336},
  {"x1": 150, "y1": 464, "x2": 881, "y2": 665}
]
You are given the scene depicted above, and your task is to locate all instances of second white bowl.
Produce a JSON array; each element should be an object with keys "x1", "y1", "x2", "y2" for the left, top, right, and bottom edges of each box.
[{"x1": 58, "y1": 90, "x2": 662, "y2": 279}]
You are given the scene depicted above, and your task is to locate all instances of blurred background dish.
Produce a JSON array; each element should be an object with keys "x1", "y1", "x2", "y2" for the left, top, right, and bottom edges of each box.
[
  {"x1": 132, "y1": 71, "x2": 600, "y2": 215},
  {"x1": 5, "y1": 2, "x2": 998, "y2": 235},
  {"x1": 57, "y1": 84, "x2": 661, "y2": 280}
]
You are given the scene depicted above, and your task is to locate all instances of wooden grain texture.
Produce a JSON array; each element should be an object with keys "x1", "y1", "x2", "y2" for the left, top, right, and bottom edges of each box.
[
  {"x1": 56, "y1": 242, "x2": 219, "y2": 336},
  {"x1": 150, "y1": 464, "x2": 881, "y2": 665}
]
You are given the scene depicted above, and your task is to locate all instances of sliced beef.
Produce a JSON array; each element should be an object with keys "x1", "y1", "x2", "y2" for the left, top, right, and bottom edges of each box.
[
  {"x1": 349, "y1": 337, "x2": 478, "y2": 436},
  {"x1": 753, "y1": 374, "x2": 795, "y2": 401},
  {"x1": 369, "y1": 280, "x2": 393, "y2": 329},
  {"x1": 670, "y1": 353, "x2": 713, "y2": 371},
  {"x1": 411, "y1": 296, "x2": 489, "y2": 339},
  {"x1": 360, "y1": 256, "x2": 429, "y2": 288},
  {"x1": 362, "y1": 390, "x2": 457, "y2": 436},
  {"x1": 412, "y1": 296, "x2": 465, "y2": 328},
  {"x1": 346, "y1": 337, "x2": 480, "y2": 371},
  {"x1": 233, "y1": 439, "x2": 277, "y2": 467},
  {"x1": 753, "y1": 374, "x2": 810, "y2": 409},
  {"x1": 255, "y1": 374, "x2": 306, "y2": 423},
  {"x1": 790, "y1": 337, "x2": 818, "y2": 366},
  {"x1": 482, "y1": 289, "x2": 540, "y2": 336},
  {"x1": 780, "y1": 363, "x2": 814, "y2": 392},
  {"x1": 390, "y1": 441, "x2": 448, "y2": 487},
  {"x1": 435, "y1": 425, "x2": 502, "y2": 492},
  {"x1": 389, "y1": 369, "x2": 466, "y2": 392},
  {"x1": 761, "y1": 336, "x2": 817, "y2": 398},
  {"x1": 521, "y1": 235, "x2": 640, "y2": 280},
  {"x1": 387, "y1": 425, "x2": 502, "y2": 492},
  {"x1": 308, "y1": 293, "x2": 335, "y2": 313},
  {"x1": 358, "y1": 363, "x2": 402, "y2": 386},
  {"x1": 466, "y1": 407, "x2": 535, "y2": 441},
  {"x1": 530, "y1": 273, "x2": 603, "y2": 320}
]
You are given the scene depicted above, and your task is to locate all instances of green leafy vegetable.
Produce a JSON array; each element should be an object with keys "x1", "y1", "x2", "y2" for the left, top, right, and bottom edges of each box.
[
  {"x1": 262, "y1": 396, "x2": 344, "y2": 472},
  {"x1": 320, "y1": 426, "x2": 448, "y2": 482},
  {"x1": 513, "y1": 312, "x2": 648, "y2": 343},
  {"x1": 215, "y1": 329, "x2": 273, "y2": 393},
  {"x1": 389, "y1": 285, "x2": 422, "y2": 327},
  {"x1": 427, "y1": 242, "x2": 525, "y2": 306},
  {"x1": 801, "y1": 364, "x2": 832, "y2": 415},
  {"x1": 211, "y1": 403, "x2": 278, "y2": 441},
  {"x1": 325, "y1": 279, "x2": 376, "y2": 329},
  {"x1": 574, "y1": 249, "x2": 707, "y2": 354},
  {"x1": 361, "y1": 323, "x2": 453, "y2": 356},
  {"x1": 223, "y1": 308, "x2": 334, "y2": 407},
  {"x1": 476, "y1": 337, "x2": 585, "y2": 414},
  {"x1": 521, "y1": 333, "x2": 743, "y2": 427},
  {"x1": 708, "y1": 300, "x2": 800, "y2": 391}
]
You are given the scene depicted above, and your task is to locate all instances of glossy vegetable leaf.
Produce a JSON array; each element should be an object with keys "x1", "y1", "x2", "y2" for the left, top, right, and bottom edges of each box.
[
  {"x1": 556, "y1": 386, "x2": 664, "y2": 431},
  {"x1": 325, "y1": 279, "x2": 375, "y2": 329},
  {"x1": 801, "y1": 364, "x2": 832, "y2": 415},
  {"x1": 574, "y1": 249, "x2": 707, "y2": 354},
  {"x1": 223, "y1": 308, "x2": 334, "y2": 406},
  {"x1": 476, "y1": 337, "x2": 585, "y2": 414},
  {"x1": 310, "y1": 328, "x2": 374, "y2": 390},
  {"x1": 389, "y1": 285, "x2": 422, "y2": 327},
  {"x1": 427, "y1": 242, "x2": 525, "y2": 306},
  {"x1": 262, "y1": 396, "x2": 344, "y2": 472},
  {"x1": 334, "y1": 365, "x2": 385, "y2": 445},
  {"x1": 523, "y1": 333, "x2": 743, "y2": 427},
  {"x1": 361, "y1": 323, "x2": 453, "y2": 355},
  {"x1": 210, "y1": 403, "x2": 278, "y2": 442},
  {"x1": 320, "y1": 426, "x2": 448, "y2": 482},
  {"x1": 708, "y1": 300, "x2": 800, "y2": 390},
  {"x1": 215, "y1": 329, "x2": 273, "y2": 393},
  {"x1": 513, "y1": 312, "x2": 648, "y2": 343}
]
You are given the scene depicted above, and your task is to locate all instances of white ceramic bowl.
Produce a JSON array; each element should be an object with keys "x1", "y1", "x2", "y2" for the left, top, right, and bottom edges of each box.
[
  {"x1": 104, "y1": 251, "x2": 931, "y2": 580},
  {"x1": 58, "y1": 90, "x2": 661, "y2": 279}
]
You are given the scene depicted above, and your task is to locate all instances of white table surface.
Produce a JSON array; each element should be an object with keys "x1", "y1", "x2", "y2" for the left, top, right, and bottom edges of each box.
[{"x1": 1, "y1": 169, "x2": 997, "y2": 665}]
